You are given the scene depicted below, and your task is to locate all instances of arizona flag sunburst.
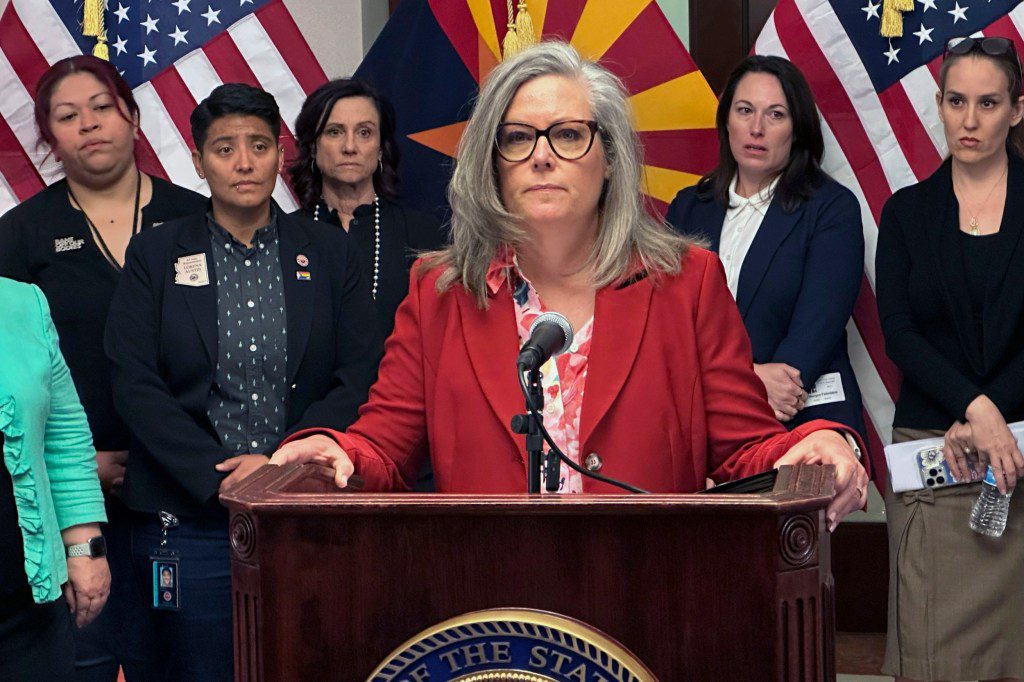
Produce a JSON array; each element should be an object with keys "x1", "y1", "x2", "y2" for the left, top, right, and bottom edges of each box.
[{"x1": 355, "y1": 0, "x2": 719, "y2": 217}]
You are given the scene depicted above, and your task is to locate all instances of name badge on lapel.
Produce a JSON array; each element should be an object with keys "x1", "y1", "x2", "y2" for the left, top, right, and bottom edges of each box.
[
  {"x1": 174, "y1": 253, "x2": 210, "y2": 287},
  {"x1": 54, "y1": 236, "x2": 85, "y2": 253}
]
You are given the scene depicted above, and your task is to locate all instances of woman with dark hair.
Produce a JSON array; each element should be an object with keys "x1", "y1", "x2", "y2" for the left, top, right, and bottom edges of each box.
[
  {"x1": 288, "y1": 78, "x2": 446, "y2": 339},
  {"x1": 666, "y1": 55, "x2": 865, "y2": 437},
  {"x1": 877, "y1": 37, "x2": 1024, "y2": 682},
  {"x1": 0, "y1": 55, "x2": 205, "y2": 679}
]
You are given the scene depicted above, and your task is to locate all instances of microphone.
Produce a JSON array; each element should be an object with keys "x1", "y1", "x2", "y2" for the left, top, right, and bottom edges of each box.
[{"x1": 516, "y1": 312, "x2": 574, "y2": 371}]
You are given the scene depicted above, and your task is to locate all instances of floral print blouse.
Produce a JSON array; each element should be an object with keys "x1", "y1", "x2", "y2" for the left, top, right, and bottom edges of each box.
[{"x1": 486, "y1": 250, "x2": 593, "y2": 493}]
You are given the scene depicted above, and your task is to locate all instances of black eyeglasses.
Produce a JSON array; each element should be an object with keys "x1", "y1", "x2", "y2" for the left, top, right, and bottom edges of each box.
[
  {"x1": 944, "y1": 37, "x2": 1023, "y2": 79},
  {"x1": 495, "y1": 120, "x2": 601, "y2": 162}
]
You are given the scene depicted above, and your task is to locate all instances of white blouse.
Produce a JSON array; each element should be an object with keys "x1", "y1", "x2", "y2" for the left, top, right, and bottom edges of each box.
[{"x1": 719, "y1": 175, "x2": 779, "y2": 299}]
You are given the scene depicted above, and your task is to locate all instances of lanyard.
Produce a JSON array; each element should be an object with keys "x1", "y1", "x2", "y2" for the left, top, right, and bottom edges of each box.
[{"x1": 66, "y1": 169, "x2": 142, "y2": 272}]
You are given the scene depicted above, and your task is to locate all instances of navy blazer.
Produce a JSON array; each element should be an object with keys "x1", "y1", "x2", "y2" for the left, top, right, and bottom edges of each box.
[
  {"x1": 105, "y1": 207, "x2": 383, "y2": 516},
  {"x1": 666, "y1": 177, "x2": 866, "y2": 436}
]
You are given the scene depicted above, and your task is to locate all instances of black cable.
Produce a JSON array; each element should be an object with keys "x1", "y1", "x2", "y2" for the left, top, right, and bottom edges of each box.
[{"x1": 518, "y1": 369, "x2": 647, "y2": 494}]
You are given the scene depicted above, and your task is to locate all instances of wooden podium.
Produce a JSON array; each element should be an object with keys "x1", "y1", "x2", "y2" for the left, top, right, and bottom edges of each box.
[{"x1": 221, "y1": 464, "x2": 837, "y2": 681}]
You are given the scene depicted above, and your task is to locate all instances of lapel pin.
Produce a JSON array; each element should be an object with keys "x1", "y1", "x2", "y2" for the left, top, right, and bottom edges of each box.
[
  {"x1": 296, "y1": 254, "x2": 309, "y2": 267},
  {"x1": 296, "y1": 271, "x2": 311, "y2": 281}
]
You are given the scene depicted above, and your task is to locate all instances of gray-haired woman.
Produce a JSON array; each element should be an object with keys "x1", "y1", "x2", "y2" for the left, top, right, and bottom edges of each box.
[{"x1": 270, "y1": 41, "x2": 868, "y2": 525}]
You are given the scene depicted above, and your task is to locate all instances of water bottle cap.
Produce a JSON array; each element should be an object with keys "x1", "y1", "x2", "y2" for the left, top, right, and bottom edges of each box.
[{"x1": 984, "y1": 466, "x2": 998, "y2": 486}]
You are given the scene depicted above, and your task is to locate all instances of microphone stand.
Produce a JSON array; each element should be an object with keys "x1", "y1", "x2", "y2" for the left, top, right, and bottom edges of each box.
[
  {"x1": 512, "y1": 366, "x2": 649, "y2": 495},
  {"x1": 511, "y1": 367, "x2": 546, "y2": 493}
]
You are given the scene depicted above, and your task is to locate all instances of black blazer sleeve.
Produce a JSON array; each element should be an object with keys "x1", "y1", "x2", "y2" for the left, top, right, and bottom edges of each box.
[
  {"x1": 876, "y1": 191, "x2": 982, "y2": 420},
  {"x1": 281, "y1": 231, "x2": 383, "y2": 440},
  {"x1": 771, "y1": 185, "x2": 863, "y2": 385},
  {"x1": 104, "y1": 236, "x2": 228, "y2": 507},
  {"x1": 0, "y1": 202, "x2": 34, "y2": 282}
]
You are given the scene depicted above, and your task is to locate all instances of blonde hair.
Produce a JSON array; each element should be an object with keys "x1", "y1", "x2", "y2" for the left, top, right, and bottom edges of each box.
[{"x1": 423, "y1": 41, "x2": 693, "y2": 306}]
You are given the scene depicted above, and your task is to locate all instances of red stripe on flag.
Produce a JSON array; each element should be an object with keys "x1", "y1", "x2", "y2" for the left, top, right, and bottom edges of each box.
[
  {"x1": 134, "y1": 133, "x2": 170, "y2": 181},
  {"x1": 150, "y1": 68, "x2": 199, "y2": 150},
  {"x1": 0, "y1": 114, "x2": 44, "y2": 200},
  {"x1": 853, "y1": 276, "x2": 901, "y2": 401},
  {"x1": 430, "y1": 0, "x2": 487, "y2": 82},
  {"x1": 0, "y1": 6, "x2": 50, "y2": 95},
  {"x1": 543, "y1": 0, "x2": 588, "y2": 39},
  {"x1": 862, "y1": 409, "x2": 888, "y2": 490},
  {"x1": 599, "y1": 2, "x2": 695, "y2": 95},
  {"x1": 927, "y1": 54, "x2": 942, "y2": 83},
  {"x1": 640, "y1": 129, "x2": 719, "y2": 177},
  {"x1": 876, "y1": 84, "x2": 942, "y2": 181},
  {"x1": 982, "y1": 14, "x2": 1024, "y2": 50},
  {"x1": 773, "y1": 3, "x2": 892, "y2": 224},
  {"x1": 256, "y1": 0, "x2": 327, "y2": 96},
  {"x1": 203, "y1": 33, "x2": 300, "y2": 175}
]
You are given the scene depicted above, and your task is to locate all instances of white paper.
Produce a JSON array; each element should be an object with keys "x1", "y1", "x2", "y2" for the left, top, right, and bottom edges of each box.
[
  {"x1": 804, "y1": 372, "x2": 845, "y2": 407},
  {"x1": 174, "y1": 253, "x2": 209, "y2": 287}
]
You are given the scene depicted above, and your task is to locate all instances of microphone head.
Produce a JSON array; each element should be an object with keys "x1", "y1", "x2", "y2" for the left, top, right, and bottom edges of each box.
[{"x1": 529, "y1": 312, "x2": 574, "y2": 358}]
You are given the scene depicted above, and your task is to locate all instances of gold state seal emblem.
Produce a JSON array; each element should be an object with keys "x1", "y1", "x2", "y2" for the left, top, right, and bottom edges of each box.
[{"x1": 369, "y1": 608, "x2": 656, "y2": 682}]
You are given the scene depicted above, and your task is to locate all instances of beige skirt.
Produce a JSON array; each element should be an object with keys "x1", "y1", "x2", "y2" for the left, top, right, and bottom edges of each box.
[{"x1": 882, "y1": 427, "x2": 1024, "y2": 681}]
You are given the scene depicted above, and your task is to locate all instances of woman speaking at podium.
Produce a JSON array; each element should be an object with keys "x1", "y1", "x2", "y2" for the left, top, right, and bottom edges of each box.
[{"x1": 271, "y1": 41, "x2": 869, "y2": 528}]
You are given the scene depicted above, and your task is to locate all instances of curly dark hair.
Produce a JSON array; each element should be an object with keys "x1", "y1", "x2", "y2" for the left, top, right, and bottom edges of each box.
[{"x1": 287, "y1": 78, "x2": 400, "y2": 208}]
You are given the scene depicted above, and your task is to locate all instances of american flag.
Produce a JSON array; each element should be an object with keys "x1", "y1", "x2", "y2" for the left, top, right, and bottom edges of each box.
[
  {"x1": 754, "y1": 0, "x2": 1024, "y2": 479},
  {"x1": 0, "y1": 0, "x2": 332, "y2": 215}
]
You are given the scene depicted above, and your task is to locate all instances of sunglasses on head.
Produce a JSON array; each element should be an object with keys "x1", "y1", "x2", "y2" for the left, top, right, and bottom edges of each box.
[{"x1": 944, "y1": 36, "x2": 1022, "y2": 72}]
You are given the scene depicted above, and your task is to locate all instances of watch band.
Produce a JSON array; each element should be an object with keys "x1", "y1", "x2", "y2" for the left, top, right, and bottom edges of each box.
[
  {"x1": 844, "y1": 433, "x2": 863, "y2": 460},
  {"x1": 66, "y1": 542, "x2": 92, "y2": 558},
  {"x1": 65, "y1": 536, "x2": 106, "y2": 558}
]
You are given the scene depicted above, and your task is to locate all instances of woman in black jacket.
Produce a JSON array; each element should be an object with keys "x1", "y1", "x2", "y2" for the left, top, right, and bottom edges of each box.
[{"x1": 877, "y1": 37, "x2": 1024, "y2": 682}]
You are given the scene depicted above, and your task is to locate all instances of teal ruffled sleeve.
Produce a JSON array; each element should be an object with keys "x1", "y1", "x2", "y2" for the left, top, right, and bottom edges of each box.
[{"x1": 0, "y1": 283, "x2": 105, "y2": 603}]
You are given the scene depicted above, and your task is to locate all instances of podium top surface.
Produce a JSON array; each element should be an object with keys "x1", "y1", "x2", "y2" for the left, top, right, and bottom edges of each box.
[{"x1": 220, "y1": 463, "x2": 835, "y2": 516}]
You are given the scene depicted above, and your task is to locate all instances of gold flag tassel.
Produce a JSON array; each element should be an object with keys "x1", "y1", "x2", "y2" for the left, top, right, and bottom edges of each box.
[
  {"x1": 502, "y1": 0, "x2": 521, "y2": 59},
  {"x1": 880, "y1": 0, "x2": 907, "y2": 38},
  {"x1": 502, "y1": 0, "x2": 536, "y2": 60},
  {"x1": 82, "y1": 0, "x2": 110, "y2": 60},
  {"x1": 513, "y1": 1, "x2": 537, "y2": 51}
]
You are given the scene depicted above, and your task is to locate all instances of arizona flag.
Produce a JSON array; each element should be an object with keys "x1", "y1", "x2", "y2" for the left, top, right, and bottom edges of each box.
[{"x1": 355, "y1": 0, "x2": 719, "y2": 218}]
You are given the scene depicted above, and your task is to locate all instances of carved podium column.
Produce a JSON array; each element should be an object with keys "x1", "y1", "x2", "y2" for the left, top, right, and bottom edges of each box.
[{"x1": 222, "y1": 464, "x2": 836, "y2": 681}]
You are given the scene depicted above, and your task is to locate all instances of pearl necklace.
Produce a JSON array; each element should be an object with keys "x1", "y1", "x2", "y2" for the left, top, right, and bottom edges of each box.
[{"x1": 314, "y1": 196, "x2": 381, "y2": 300}]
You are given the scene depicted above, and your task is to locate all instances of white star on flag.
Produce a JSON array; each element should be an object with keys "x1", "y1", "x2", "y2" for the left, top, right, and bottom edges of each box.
[
  {"x1": 111, "y1": 35, "x2": 127, "y2": 55},
  {"x1": 202, "y1": 5, "x2": 221, "y2": 25},
  {"x1": 884, "y1": 42, "x2": 900, "y2": 64},
  {"x1": 949, "y1": 2, "x2": 968, "y2": 22},
  {"x1": 137, "y1": 45, "x2": 157, "y2": 67},
  {"x1": 140, "y1": 14, "x2": 159, "y2": 34},
  {"x1": 172, "y1": 0, "x2": 191, "y2": 14},
  {"x1": 863, "y1": 0, "x2": 881, "y2": 20},
  {"x1": 919, "y1": 0, "x2": 938, "y2": 11},
  {"x1": 913, "y1": 23, "x2": 934, "y2": 44},
  {"x1": 113, "y1": 3, "x2": 129, "y2": 23},
  {"x1": 169, "y1": 26, "x2": 189, "y2": 46}
]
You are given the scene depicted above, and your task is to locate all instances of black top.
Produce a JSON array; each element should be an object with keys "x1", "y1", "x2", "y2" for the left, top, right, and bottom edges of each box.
[
  {"x1": 293, "y1": 198, "x2": 447, "y2": 340},
  {"x1": 959, "y1": 229, "x2": 1003, "y2": 352},
  {"x1": 0, "y1": 178, "x2": 207, "y2": 450},
  {"x1": 0, "y1": 433, "x2": 31, "y2": 604},
  {"x1": 205, "y1": 212, "x2": 289, "y2": 454},
  {"x1": 877, "y1": 155, "x2": 1024, "y2": 429}
]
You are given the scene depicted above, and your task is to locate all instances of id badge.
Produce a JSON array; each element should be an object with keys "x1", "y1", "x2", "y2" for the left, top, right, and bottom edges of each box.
[{"x1": 150, "y1": 548, "x2": 180, "y2": 611}]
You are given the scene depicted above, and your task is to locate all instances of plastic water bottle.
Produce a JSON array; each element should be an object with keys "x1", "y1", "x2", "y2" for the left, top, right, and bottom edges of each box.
[{"x1": 969, "y1": 467, "x2": 1013, "y2": 537}]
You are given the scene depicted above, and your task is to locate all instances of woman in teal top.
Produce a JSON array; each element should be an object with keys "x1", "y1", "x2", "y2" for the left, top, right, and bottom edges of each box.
[{"x1": 0, "y1": 276, "x2": 109, "y2": 679}]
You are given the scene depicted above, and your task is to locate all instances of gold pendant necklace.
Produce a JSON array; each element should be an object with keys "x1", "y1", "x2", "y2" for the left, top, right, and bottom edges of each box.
[{"x1": 957, "y1": 163, "x2": 1007, "y2": 236}]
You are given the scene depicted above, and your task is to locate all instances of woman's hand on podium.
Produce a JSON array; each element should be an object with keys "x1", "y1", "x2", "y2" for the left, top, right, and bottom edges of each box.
[
  {"x1": 270, "y1": 435, "x2": 355, "y2": 488},
  {"x1": 773, "y1": 430, "x2": 869, "y2": 532}
]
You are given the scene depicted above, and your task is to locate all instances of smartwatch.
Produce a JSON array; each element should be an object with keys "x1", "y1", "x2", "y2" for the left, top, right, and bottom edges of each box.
[{"x1": 66, "y1": 536, "x2": 107, "y2": 559}]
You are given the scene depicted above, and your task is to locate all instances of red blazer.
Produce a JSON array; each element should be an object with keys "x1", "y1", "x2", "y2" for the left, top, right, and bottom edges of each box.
[{"x1": 296, "y1": 246, "x2": 861, "y2": 493}]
